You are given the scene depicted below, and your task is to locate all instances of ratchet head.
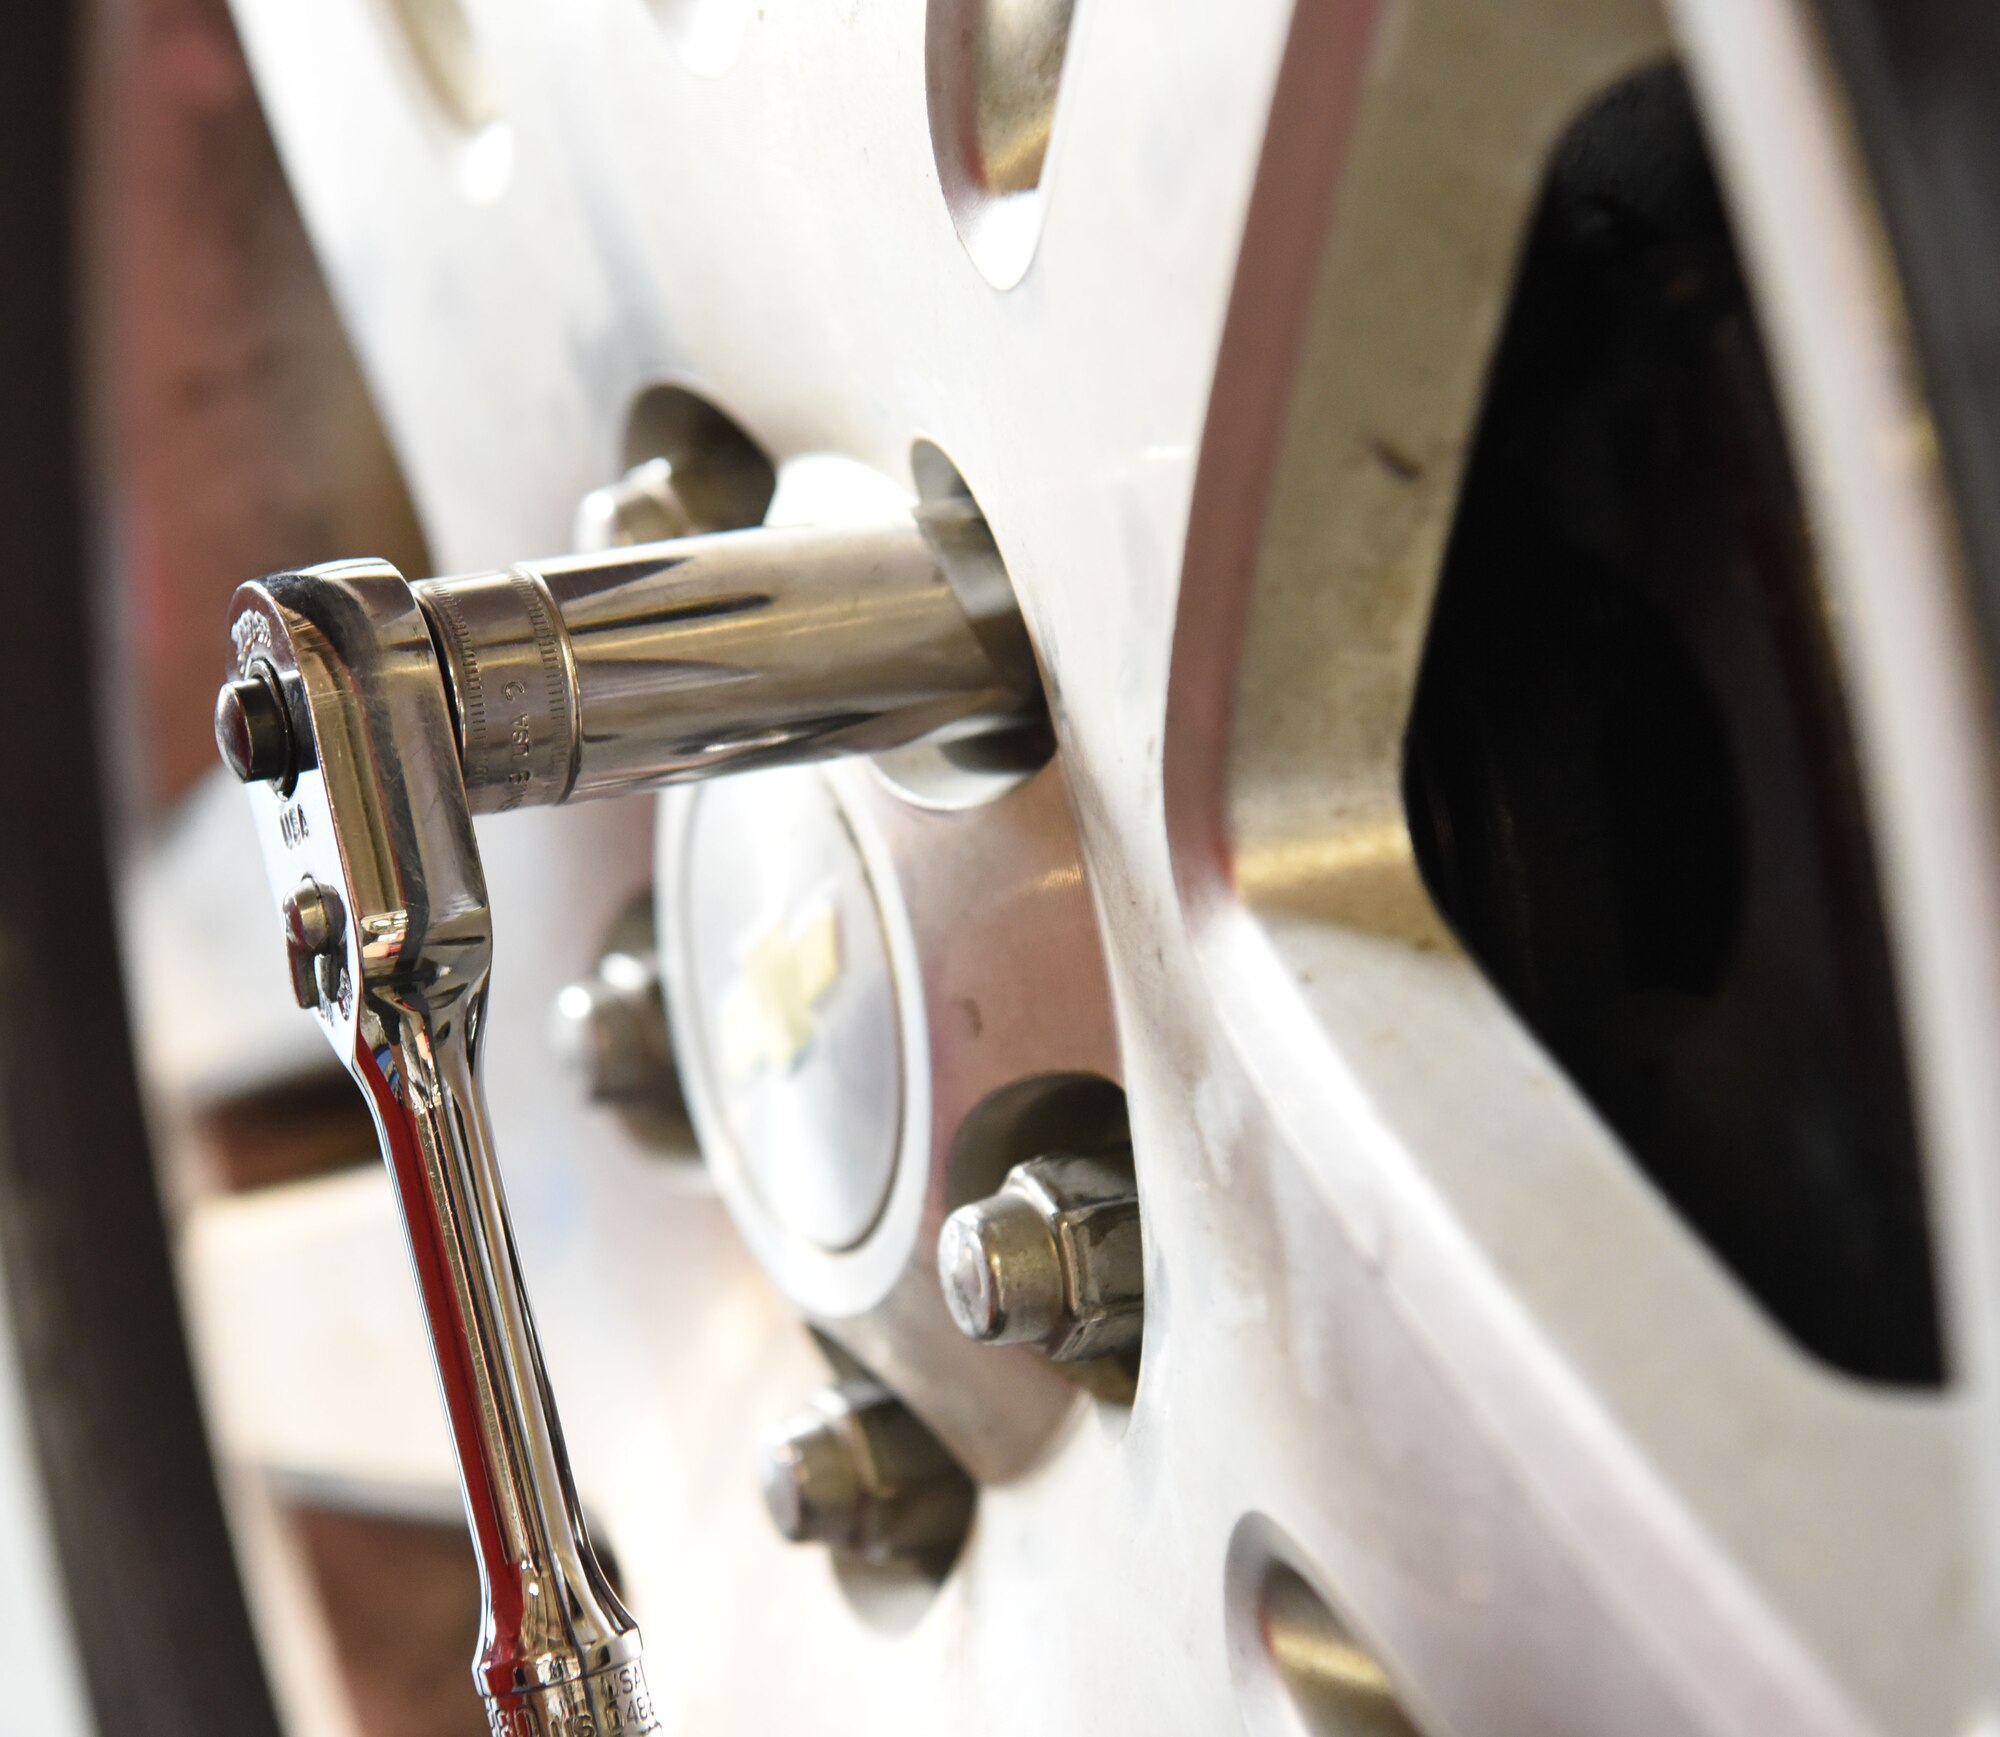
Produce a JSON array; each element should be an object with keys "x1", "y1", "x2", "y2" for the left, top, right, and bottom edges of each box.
[{"x1": 221, "y1": 559, "x2": 490, "y2": 1024}]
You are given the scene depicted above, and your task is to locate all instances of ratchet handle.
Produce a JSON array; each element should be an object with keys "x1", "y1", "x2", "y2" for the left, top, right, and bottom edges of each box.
[{"x1": 355, "y1": 985, "x2": 657, "y2": 1736}]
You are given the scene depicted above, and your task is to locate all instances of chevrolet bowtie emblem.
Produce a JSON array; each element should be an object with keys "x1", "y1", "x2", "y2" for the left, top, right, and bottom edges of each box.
[{"x1": 719, "y1": 900, "x2": 843, "y2": 1081}]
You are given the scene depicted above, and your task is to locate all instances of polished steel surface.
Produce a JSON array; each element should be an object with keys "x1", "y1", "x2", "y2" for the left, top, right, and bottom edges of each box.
[
  {"x1": 415, "y1": 521, "x2": 1035, "y2": 813},
  {"x1": 221, "y1": 562, "x2": 659, "y2": 1736},
  {"x1": 937, "y1": 1154, "x2": 1143, "y2": 1360}
]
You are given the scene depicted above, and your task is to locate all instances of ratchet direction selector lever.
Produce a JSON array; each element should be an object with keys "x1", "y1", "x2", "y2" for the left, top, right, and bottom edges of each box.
[{"x1": 215, "y1": 518, "x2": 1037, "y2": 1734}]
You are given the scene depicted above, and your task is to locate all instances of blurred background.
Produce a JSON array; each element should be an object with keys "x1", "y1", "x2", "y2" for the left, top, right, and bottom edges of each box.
[{"x1": 5, "y1": 2, "x2": 465, "y2": 1731}]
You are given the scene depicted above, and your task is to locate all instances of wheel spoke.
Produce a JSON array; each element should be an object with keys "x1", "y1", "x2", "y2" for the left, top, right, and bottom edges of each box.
[{"x1": 1175, "y1": 1, "x2": 1982, "y2": 1732}]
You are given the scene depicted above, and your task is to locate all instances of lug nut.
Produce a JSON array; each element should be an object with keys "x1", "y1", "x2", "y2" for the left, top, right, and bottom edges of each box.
[
  {"x1": 754, "y1": 1378, "x2": 973, "y2": 1566},
  {"x1": 280, "y1": 877, "x2": 345, "y2": 1011},
  {"x1": 214, "y1": 670, "x2": 293, "y2": 785},
  {"x1": 551, "y1": 949, "x2": 673, "y2": 1104},
  {"x1": 550, "y1": 898, "x2": 686, "y2": 1149},
  {"x1": 572, "y1": 457, "x2": 697, "y2": 552},
  {"x1": 938, "y1": 1155, "x2": 1144, "y2": 1362}
]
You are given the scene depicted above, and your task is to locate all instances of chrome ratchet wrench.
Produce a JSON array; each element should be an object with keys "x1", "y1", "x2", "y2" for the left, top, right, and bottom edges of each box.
[{"x1": 215, "y1": 518, "x2": 1034, "y2": 1733}]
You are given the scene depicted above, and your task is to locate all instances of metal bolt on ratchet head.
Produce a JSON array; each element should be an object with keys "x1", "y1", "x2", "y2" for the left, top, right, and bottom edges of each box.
[
  {"x1": 938, "y1": 1154, "x2": 1145, "y2": 1362},
  {"x1": 217, "y1": 511, "x2": 1036, "y2": 1731},
  {"x1": 214, "y1": 667, "x2": 293, "y2": 785},
  {"x1": 280, "y1": 877, "x2": 345, "y2": 1012}
]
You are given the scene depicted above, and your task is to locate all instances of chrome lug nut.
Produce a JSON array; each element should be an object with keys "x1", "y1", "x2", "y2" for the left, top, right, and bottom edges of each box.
[
  {"x1": 938, "y1": 1185, "x2": 1065, "y2": 1345},
  {"x1": 938, "y1": 1155, "x2": 1144, "y2": 1362},
  {"x1": 755, "y1": 1378, "x2": 973, "y2": 1565}
]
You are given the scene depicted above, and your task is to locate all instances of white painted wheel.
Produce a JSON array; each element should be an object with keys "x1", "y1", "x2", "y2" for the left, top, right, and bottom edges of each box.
[{"x1": 118, "y1": 1, "x2": 2000, "y2": 1733}]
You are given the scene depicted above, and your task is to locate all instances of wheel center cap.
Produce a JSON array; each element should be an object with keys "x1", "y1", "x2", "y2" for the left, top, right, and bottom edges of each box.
[{"x1": 680, "y1": 766, "x2": 904, "y2": 1251}]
